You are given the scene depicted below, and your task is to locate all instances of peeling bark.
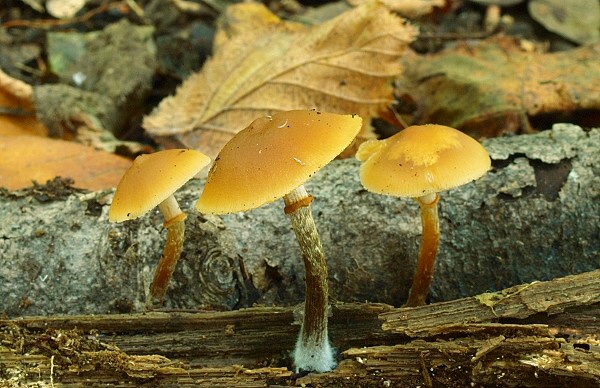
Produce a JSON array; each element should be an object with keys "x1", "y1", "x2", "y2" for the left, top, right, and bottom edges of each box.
[{"x1": 380, "y1": 269, "x2": 600, "y2": 335}]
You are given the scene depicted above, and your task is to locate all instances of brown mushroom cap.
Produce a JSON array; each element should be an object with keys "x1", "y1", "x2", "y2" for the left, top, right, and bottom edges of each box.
[
  {"x1": 356, "y1": 124, "x2": 490, "y2": 198},
  {"x1": 196, "y1": 110, "x2": 362, "y2": 214},
  {"x1": 109, "y1": 149, "x2": 210, "y2": 222}
]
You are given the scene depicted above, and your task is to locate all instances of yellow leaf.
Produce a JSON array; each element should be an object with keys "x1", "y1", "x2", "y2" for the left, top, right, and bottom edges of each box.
[{"x1": 143, "y1": 2, "x2": 416, "y2": 159}]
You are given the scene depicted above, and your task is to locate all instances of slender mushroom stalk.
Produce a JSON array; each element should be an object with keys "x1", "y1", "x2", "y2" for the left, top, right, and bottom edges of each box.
[
  {"x1": 196, "y1": 110, "x2": 362, "y2": 372},
  {"x1": 283, "y1": 185, "x2": 333, "y2": 372},
  {"x1": 151, "y1": 196, "x2": 188, "y2": 302},
  {"x1": 405, "y1": 193, "x2": 440, "y2": 307},
  {"x1": 356, "y1": 124, "x2": 490, "y2": 307},
  {"x1": 109, "y1": 149, "x2": 211, "y2": 305}
]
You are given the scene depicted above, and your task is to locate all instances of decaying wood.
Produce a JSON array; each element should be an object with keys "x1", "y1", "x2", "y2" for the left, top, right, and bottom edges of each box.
[
  {"x1": 1, "y1": 271, "x2": 598, "y2": 386},
  {"x1": 304, "y1": 333, "x2": 599, "y2": 387},
  {"x1": 380, "y1": 269, "x2": 600, "y2": 336},
  {"x1": 0, "y1": 304, "x2": 400, "y2": 368},
  {"x1": 0, "y1": 124, "x2": 599, "y2": 316}
]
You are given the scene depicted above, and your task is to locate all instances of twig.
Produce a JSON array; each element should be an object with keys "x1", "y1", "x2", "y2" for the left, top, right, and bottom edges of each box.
[
  {"x1": 50, "y1": 355, "x2": 55, "y2": 387},
  {"x1": 418, "y1": 31, "x2": 494, "y2": 40}
]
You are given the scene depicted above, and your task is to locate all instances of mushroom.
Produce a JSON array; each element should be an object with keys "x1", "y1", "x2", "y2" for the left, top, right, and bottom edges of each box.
[
  {"x1": 109, "y1": 149, "x2": 211, "y2": 304},
  {"x1": 196, "y1": 110, "x2": 362, "y2": 372},
  {"x1": 356, "y1": 124, "x2": 490, "y2": 307}
]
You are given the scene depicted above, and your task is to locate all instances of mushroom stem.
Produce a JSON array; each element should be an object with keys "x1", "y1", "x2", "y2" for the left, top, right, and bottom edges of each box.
[
  {"x1": 405, "y1": 192, "x2": 440, "y2": 307},
  {"x1": 151, "y1": 195, "x2": 187, "y2": 303},
  {"x1": 158, "y1": 194, "x2": 183, "y2": 222},
  {"x1": 283, "y1": 185, "x2": 334, "y2": 372}
]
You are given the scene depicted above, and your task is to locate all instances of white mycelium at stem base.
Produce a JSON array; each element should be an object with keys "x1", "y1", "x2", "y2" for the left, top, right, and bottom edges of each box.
[{"x1": 283, "y1": 185, "x2": 335, "y2": 373}]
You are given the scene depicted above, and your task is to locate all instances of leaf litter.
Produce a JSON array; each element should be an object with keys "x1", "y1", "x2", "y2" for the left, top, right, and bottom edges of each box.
[{"x1": 396, "y1": 37, "x2": 600, "y2": 137}]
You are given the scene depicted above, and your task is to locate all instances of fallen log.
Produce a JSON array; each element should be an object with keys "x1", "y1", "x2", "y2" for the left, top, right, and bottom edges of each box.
[{"x1": 0, "y1": 124, "x2": 598, "y2": 315}]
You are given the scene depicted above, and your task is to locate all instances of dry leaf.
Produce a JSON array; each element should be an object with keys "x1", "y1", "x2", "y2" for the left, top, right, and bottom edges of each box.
[
  {"x1": 348, "y1": 0, "x2": 445, "y2": 18},
  {"x1": 0, "y1": 136, "x2": 132, "y2": 191},
  {"x1": 0, "y1": 89, "x2": 47, "y2": 137},
  {"x1": 46, "y1": 0, "x2": 88, "y2": 19},
  {"x1": 143, "y1": 2, "x2": 416, "y2": 159},
  {"x1": 18, "y1": 0, "x2": 44, "y2": 13},
  {"x1": 396, "y1": 38, "x2": 600, "y2": 137},
  {"x1": 0, "y1": 68, "x2": 47, "y2": 137},
  {"x1": 528, "y1": 0, "x2": 600, "y2": 44}
]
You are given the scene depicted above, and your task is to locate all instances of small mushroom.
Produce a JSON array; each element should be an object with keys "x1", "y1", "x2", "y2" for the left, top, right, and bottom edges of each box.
[
  {"x1": 196, "y1": 110, "x2": 362, "y2": 372},
  {"x1": 356, "y1": 124, "x2": 490, "y2": 307},
  {"x1": 109, "y1": 149, "x2": 211, "y2": 304}
]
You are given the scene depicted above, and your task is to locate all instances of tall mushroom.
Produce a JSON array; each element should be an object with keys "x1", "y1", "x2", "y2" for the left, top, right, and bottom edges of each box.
[
  {"x1": 109, "y1": 149, "x2": 211, "y2": 304},
  {"x1": 196, "y1": 110, "x2": 362, "y2": 372},
  {"x1": 356, "y1": 124, "x2": 490, "y2": 307}
]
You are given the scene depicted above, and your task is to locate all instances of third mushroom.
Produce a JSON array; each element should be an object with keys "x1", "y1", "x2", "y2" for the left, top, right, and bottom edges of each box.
[{"x1": 356, "y1": 124, "x2": 491, "y2": 307}]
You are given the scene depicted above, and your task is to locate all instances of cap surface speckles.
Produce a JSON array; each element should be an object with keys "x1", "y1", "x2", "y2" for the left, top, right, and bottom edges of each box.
[
  {"x1": 109, "y1": 149, "x2": 210, "y2": 222},
  {"x1": 196, "y1": 110, "x2": 362, "y2": 214},
  {"x1": 357, "y1": 124, "x2": 490, "y2": 198}
]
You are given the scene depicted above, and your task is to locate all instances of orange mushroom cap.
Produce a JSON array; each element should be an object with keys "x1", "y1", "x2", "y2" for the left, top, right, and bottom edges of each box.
[
  {"x1": 356, "y1": 124, "x2": 490, "y2": 198},
  {"x1": 109, "y1": 149, "x2": 211, "y2": 222},
  {"x1": 196, "y1": 110, "x2": 362, "y2": 214}
]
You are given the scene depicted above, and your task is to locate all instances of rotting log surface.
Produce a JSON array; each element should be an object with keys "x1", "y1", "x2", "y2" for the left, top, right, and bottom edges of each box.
[
  {"x1": 1, "y1": 271, "x2": 598, "y2": 386},
  {"x1": 0, "y1": 124, "x2": 599, "y2": 315},
  {"x1": 380, "y1": 269, "x2": 600, "y2": 336}
]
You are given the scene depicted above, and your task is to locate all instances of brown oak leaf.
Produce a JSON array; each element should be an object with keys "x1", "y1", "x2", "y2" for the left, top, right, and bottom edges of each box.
[{"x1": 143, "y1": 1, "x2": 416, "y2": 159}]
